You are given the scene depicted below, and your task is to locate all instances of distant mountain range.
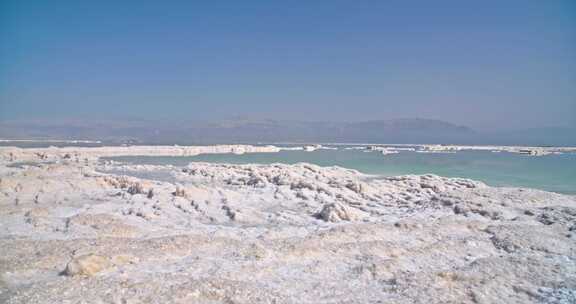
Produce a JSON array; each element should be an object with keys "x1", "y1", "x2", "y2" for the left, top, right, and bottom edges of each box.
[{"x1": 0, "y1": 118, "x2": 574, "y2": 146}]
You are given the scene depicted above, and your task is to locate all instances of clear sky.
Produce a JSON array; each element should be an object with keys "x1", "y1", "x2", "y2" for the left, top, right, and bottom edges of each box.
[{"x1": 1, "y1": 0, "x2": 575, "y2": 130}]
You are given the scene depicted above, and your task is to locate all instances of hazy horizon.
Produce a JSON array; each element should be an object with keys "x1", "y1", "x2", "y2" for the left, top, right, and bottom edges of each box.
[
  {"x1": 1, "y1": 1, "x2": 575, "y2": 131},
  {"x1": 2, "y1": 116, "x2": 575, "y2": 146},
  {"x1": 0, "y1": 115, "x2": 574, "y2": 133}
]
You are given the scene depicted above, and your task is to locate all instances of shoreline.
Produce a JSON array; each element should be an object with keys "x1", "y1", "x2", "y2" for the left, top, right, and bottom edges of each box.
[
  {"x1": 3, "y1": 142, "x2": 575, "y2": 158},
  {"x1": 1, "y1": 145, "x2": 575, "y2": 303},
  {"x1": 2, "y1": 144, "x2": 574, "y2": 195}
]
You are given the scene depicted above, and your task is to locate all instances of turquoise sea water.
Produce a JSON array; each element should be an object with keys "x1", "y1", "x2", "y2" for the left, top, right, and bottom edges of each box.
[{"x1": 107, "y1": 148, "x2": 576, "y2": 195}]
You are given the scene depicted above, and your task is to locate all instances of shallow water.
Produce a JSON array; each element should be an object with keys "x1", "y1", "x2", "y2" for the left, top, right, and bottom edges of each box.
[{"x1": 106, "y1": 148, "x2": 576, "y2": 195}]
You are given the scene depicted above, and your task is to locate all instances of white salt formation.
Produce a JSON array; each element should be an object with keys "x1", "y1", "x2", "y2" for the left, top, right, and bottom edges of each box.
[
  {"x1": 0, "y1": 145, "x2": 575, "y2": 303},
  {"x1": 0, "y1": 144, "x2": 281, "y2": 162}
]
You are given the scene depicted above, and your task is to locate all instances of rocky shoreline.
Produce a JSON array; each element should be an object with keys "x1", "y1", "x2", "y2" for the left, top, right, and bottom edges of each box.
[{"x1": 0, "y1": 146, "x2": 575, "y2": 303}]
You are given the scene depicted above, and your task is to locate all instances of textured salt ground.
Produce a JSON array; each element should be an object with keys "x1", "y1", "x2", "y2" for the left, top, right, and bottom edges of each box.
[{"x1": 0, "y1": 149, "x2": 575, "y2": 303}]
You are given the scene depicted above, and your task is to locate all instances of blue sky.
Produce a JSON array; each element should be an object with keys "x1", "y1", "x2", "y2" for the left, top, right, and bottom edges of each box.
[{"x1": 1, "y1": 0, "x2": 575, "y2": 130}]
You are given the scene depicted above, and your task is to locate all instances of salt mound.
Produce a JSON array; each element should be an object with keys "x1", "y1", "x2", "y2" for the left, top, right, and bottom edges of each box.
[
  {"x1": 65, "y1": 254, "x2": 111, "y2": 276},
  {"x1": 316, "y1": 202, "x2": 366, "y2": 222}
]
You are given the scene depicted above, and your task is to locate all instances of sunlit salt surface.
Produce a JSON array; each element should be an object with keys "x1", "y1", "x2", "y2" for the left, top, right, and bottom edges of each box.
[{"x1": 104, "y1": 148, "x2": 576, "y2": 195}]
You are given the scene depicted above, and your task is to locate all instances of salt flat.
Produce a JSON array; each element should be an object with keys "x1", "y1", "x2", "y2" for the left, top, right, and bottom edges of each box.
[{"x1": 0, "y1": 145, "x2": 575, "y2": 303}]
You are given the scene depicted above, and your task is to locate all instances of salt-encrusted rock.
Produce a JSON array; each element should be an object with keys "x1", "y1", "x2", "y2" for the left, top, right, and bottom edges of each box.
[
  {"x1": 127, "y1": 182, "x2": 145, "y2": 195},
  {"x1": 316, "y1": 202, "x2": 364, "y2": 222},
  {"x1": 65, "y1": 254, "x2": 112, "y2": 276},
  {"x1": 173, "y1": 187, "x2": 188, "y2": 198},
  {"x1": 345, "y1": 181, "x2": 364, "y2": 194},
  {"x1": 419, "y1": 180, "x2": 446, "y2": 193}
]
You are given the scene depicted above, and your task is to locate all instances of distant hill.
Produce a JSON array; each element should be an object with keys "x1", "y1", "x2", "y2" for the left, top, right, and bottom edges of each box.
[
  {"x1": 0, "y1": 118, "x2": 474, "y2": 144},
  {"x1": 0, "y1": 118, "x2": 573, "y2": 146}
]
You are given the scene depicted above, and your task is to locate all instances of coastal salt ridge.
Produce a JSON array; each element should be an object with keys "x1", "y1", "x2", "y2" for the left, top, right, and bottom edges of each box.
[
  {"x1": 0, "y1": 145, "x2": 575, "y2": 303},
  {"x1": 0, "y1": 145, "x2": 281, "y2": 162}
]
